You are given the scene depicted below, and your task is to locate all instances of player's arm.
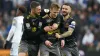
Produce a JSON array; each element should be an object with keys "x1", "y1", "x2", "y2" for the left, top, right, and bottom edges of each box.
[
  {"x1": 41, "y1": 18, "x2": 52, "y2": 32},
  {"x1": 44, "y1": 23, "x2": 59, "y2": 30},
  {"x1": 45, "y1": 15, "x2": 61, "y2": 31},
  {"x1": 6, "y1": 18, "x2": 16, "y2": 41},
  {"x1": 41, "y1": 9, "x2": 52, "y2": 32},
  {"x1": 51, "y1": 23, "x2": 59, "y2": 30},
  {"x1": 44, "y1": 23, "x2": 59, "y2": 32},
  {"x1": 42, "y1": 9, "x2": 59, "y2": 32},
  {"x1": 44, "y1": 26, "x2": 52, "y2": 32},
  {"x1": 56, "y1": 21, "x2": 76, "y2": 38},
  {"x1": 61, "y1": 26, "x2": 74, "y2": 38}
]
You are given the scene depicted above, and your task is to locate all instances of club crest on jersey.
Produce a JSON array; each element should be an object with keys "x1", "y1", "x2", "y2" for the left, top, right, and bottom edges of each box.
[
  {"x1": 32, "y1": 27, "x2": 37, "y2": 32},
  {"x1": 26, "y1": 23, "x2": 30, "y2": 29},
  {"x1": 39, "y1": 22, "x2": 42, "y2": 27},
  {"x1": 33, "y1": 22, "x2": 35, "y2": 25},
  {"x1": 12, "y1": 19, "x2": 16, "y2": 25},
  {"x1": 69, "y1": 21, "x2": 76, "y2": 28},
  {"x1": 47, "y1": 19, "x2": 52, "y2": 23}
]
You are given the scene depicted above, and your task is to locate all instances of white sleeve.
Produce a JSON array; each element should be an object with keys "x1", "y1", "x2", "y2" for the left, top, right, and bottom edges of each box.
[
  {"x1": 6, "y1": 18, "x2": 16, "y2": 41},
  {"x1": 82, "y1": 35, "x2": 87, "y2": 45},
  {"x1": 88, "y1": 34, "x2": 94, "y2": 43}
]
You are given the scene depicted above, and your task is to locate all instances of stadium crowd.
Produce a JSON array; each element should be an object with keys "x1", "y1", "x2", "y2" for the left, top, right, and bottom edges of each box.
[{"x1": 0, "y1": 0, "x2": 100, "y2": 56}]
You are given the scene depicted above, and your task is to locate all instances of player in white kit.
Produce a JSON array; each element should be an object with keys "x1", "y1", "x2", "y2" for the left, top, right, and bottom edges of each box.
[{"x1": 6, "y1": 6, "x2": 27, "y2": 56}]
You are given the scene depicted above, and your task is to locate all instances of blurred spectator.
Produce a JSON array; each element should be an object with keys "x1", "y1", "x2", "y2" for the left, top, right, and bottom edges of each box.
[
  {"x1": 96, "y1": 0, "x2": 100, "y2": 4},
  {"x1": 87, "y1": 6, "x2": 93, "y2": 15},
  {"x1": 0, "y1": 0, "x2": 3, "y2": 11},
  {"x1": 89, "y1": 11, "x2": 100, "y2": 29},
  {"x1": 79, "y1": 50, "x2": 85, "y2": 56},
  {"x1": 78, "y1": 0, "x2": 87, "y2": 8},
  {"x1": 92, "y1": 3, "x2": 99, "y2": 14},
  {"x1": 0, "y1": 34, "x2": 5, "y2": 49},
  {"x1": 3, "y1": 11, "x2": 10, "y2": 27},
  {"x1": 6, "y1": 10, "x2": 16, "y2": 26},
  {"x1": 0, "y1": 17, "x2": 2, "y2": 27},
  {"x1": 79, "y1": 10, "x2": 89, "y2": 26},
  {"x1": 58, "y1": 0, "x2": 64, "y2": 5},
  {"x1": 42, "y1": 0, "x2": 51, "y2": 9},
  {"x1": 0, "y1": 26, "x2": 6, "y2": 38},
  {"x1": 82, "y1": 30, "x2": 94, "y2": 48},
  {"x1": 11, "y1": 0, "x2": 26, "y2": 7},
  {"x1": 4, "y1": 0, "x2": 13, "y2": 13},
  {"x1": 87, "y1": 0, "x2": 95, "y2": 7},
  {"x1": 96, "y1": 42, "x2": 100, "y2": 51},
  {"x1": 63, "y1": 0, "x2": 76, "y2": 4}
]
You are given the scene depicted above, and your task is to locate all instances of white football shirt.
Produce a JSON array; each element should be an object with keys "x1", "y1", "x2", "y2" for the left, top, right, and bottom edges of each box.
[{"x1": 6, "y1": 16, "x2": 24, "y2": 43}]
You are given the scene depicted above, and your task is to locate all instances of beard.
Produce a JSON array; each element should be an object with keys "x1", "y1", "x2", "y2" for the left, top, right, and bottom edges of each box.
[
  {"x1": 62, "y1": 11, "x2": 68, "y2": 17},
  {"x1": 34, "y1": 13, "x2": 40, "y2": 17},
  {"x1": 62, "y1": 13, "x2": 68, "y2": 17}
]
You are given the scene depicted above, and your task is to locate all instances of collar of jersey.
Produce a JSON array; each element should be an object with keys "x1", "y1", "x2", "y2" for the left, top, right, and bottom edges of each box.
[
  {"x1": 29, "y1": 13, "x2": 36, "y2": 18},
  {"x1": 27, "y1": 12, "x2": 39, "y2": 18},
  {"x1": 42, "y1": 14, "x2": 50, "y2": 19},
  {"x1": 27, "y1": 15, "x2": 36, "y2": 19}
]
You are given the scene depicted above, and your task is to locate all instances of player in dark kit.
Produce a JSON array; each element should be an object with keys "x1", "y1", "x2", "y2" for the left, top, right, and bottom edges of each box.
[
  {"x1": 40, "y1": 3, "x2": 63, "y2": 56},
  {"x1": 55, "y1": 3, "x2": 79, "y2": 56},
  {"x1": 18, "y1": 1, "x2": 42, "y2": 56}
]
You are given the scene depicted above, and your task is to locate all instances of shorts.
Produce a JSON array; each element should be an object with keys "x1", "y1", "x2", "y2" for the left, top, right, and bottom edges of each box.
[
  {"x1": 61, "y1": 45, "x2": 79, "y2": 56},
  {"x1": 18, "y1": 40, "x2": 39, "y2": 56},
  {"x1": 40, "y1": 42, "x2": 61, "y2": 56}
]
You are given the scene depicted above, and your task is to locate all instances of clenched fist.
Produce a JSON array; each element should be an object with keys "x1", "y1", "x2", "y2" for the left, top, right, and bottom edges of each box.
[{"x1": 55, "y1": 33, "x2": 61, "y2": 38}]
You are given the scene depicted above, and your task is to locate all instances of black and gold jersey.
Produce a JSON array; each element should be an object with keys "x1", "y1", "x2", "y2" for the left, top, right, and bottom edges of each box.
[
  {"x1": 41, "y1": 14, "x2": 63, "y2": 43},
  {"x1": 22, "y1": 14, "x2": 42, "y2": 43},
  {"x1": 62, "y1": 17, "x2": 78, "y2": 47}
]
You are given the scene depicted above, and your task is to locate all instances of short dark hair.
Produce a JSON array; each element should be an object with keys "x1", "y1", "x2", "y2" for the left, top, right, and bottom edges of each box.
[
  {"x1": 30, "y1": 1, "x2": 40, "y2": 9},
  {"x1": 18, "y1": 6, "x2": 27, "y2": 14},
  {"x1": 50, "y1": 3, "x2": 60, "y2": 10},
  {"x1": 62, "y1": 3, "x2": 72, "y2": 9}
]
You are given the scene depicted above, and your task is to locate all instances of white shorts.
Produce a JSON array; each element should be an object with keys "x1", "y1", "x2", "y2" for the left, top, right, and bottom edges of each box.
[{"x1": 10, "y1": 42, "x2": 19, "y2": 56}]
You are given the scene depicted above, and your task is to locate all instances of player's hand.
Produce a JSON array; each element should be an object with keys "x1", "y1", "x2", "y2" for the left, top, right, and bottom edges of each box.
[
  {"x1": 4, "y1": 41, "x2": 11, "y2": 49},
  {"x1": 55, "y1": 33, "x2": 61, "y2": 38},
  {"x1": 51, "y1": 23, "x2": 58, "y2": 30},
  {"x1": 61, "y1": 40, "x2": 65, "y2": 48},
  {"x1": 45, "y1": 40, "x2": 52, "y2": 47},
  {"x1": 44, "y1": 26, "x2": 52, "y2": 32}
]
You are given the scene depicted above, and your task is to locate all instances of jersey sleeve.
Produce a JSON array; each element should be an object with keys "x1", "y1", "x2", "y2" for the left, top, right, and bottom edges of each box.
[
  {"x1": 6, "y1": 18, "x2": 17, "y2": 41},
  {"x1": 60, "y1": 18, "x2": 76, "y2": 38},
  {"x1": 69, "y1": 21, "x2": 76, "y2": 29}
]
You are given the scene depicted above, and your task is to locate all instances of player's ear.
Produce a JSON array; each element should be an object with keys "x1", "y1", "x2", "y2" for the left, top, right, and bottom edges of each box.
[
  {"x1": 69, "y1": 6, "x2": 72, "y2": 14},
  {"x1": 31, "y1": 8, "x2": 35, "y2": 12}
]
